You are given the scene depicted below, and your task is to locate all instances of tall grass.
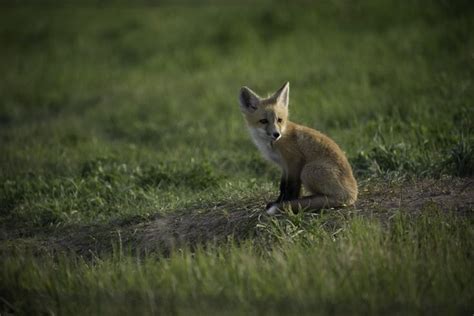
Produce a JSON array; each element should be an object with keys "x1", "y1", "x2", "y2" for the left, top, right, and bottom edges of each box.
[{"x1": 1, "y1": 211, "x2": 472, "y2": 315}]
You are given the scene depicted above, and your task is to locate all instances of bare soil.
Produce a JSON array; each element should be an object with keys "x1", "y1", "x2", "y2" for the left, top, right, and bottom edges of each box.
[{"x1": 1, "y1": 177, "x2": 473, "y2": 257}]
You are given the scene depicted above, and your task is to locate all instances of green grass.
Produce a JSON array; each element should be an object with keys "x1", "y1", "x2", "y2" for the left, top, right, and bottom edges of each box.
[
  {"x1": 2, "y1": 211, "x2": 473, "y2": 315},
  {"x1": 0, "y1": 0, "x2": 473, "y2": 314},
  {"x1": 1, "y1": 1, "x2": 472, "y2": 226}
]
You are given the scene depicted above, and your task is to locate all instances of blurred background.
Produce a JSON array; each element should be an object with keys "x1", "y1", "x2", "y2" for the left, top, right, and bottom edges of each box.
[{"x1": 0, "y1": 0, "x2": 473, "y2": 224}]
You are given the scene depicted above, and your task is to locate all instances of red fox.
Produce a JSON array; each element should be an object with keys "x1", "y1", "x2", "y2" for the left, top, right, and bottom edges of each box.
[{"x1": 239, "y1": 82, "x2": 358, "y2": 215}]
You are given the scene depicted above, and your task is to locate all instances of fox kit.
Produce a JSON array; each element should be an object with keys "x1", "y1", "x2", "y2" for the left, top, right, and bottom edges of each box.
[{"x1": 239, "y1": 82, "x2": 358, "y2": 215}]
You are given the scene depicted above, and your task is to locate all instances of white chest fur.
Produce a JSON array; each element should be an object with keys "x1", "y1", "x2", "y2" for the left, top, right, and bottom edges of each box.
[{"x1": 249, "y1": 128, "x2": 283, "y2": 167}]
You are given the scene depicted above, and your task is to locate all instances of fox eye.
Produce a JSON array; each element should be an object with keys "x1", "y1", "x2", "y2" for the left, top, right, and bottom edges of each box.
[
  {"x1": 277, "y1": 118, "x2": 283, "y2": 123},
  {"x1": 259, "y1": 119, "x2": 269, "y2": 124}
]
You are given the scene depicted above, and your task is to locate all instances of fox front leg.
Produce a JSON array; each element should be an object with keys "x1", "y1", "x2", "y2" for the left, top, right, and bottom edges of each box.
[
  {"x1": 266, "y1": 175, "x2": 301, "y2": 212},
  {"x1": 277, "y1": 175, "x2": 301, "y2": 202}
]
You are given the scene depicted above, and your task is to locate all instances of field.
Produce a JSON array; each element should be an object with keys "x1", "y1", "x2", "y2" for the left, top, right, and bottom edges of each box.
[{"x1": 1, "y1": 0, "x2": 473, "y2": 314}]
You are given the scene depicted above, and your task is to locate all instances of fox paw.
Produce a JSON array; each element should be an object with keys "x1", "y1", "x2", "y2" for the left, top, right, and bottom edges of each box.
[{"x1": 265, "y1": 203, "x2": 280, "y2": 215}]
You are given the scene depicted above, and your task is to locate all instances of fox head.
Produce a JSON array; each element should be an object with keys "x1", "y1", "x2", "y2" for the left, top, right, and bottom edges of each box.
[{"x1": 239, "y1": 82, "x2": 290, "y2": 142}]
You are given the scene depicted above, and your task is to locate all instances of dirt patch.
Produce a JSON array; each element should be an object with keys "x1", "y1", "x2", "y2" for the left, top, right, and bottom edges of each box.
[
  {"x1": 356, "y1": 177, "x2": 473, "y2": 215},
  {"x1": 48, "y1": 199, "x2": 266, "y2": 257},
  {"x1": 1, "y1": 177, "x2": 473, "y2": 257}
]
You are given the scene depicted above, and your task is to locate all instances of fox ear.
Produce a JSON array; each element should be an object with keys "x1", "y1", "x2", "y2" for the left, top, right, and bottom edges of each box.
[
  {"x1": 272, "y1": 81, "x2": 290, "y2": 107},
  {"x1": 239, "y1": 86, "x2": 260, "y2": 112}
]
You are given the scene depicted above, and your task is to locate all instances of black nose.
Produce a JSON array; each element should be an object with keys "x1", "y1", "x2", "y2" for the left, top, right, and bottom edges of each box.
[{"x1": 273, "y1": 132, "x2": 280, "y2": 139}]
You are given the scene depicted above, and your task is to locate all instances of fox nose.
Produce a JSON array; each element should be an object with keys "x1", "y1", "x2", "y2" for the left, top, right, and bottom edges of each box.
[{"x1": 272, "y1": 132, "x2": 280, "y2": 139}]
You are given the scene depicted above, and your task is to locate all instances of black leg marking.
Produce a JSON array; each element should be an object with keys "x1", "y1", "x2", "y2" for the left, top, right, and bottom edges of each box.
[{"x1": 276, "y1": 175, "x2": 301, "y2": 202}]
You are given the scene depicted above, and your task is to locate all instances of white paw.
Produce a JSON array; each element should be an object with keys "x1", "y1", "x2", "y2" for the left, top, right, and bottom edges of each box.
[{"x1": 266, "y1": 205, "x2": 279, "y2": 215}]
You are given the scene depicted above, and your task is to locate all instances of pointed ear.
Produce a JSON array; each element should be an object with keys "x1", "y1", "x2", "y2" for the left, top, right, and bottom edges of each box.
[
  {"x1": 239, "y1": 86, "x2": 260, "y2": 113},
  {"x1": 271, "y1": 81, "x2": 290, "y2": 107}
]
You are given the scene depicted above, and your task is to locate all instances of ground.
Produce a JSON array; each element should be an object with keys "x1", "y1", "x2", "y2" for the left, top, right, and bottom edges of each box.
[{"x1": 1, "y1": 176, "x2": 472, "y2": 257}]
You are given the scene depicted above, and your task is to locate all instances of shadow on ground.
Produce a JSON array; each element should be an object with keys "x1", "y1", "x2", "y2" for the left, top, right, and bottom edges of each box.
[{"x1": 1, "y1": 177, "x2": 472, "y2": 257}]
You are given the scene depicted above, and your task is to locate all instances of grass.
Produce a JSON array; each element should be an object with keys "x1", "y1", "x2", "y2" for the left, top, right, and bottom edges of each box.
[
  {"x1": 0, "y1": 0, "x2": 473, "y2": 314},
  {"x1": 1, "y1": 211, "x2": 473, "y2": 315}
]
